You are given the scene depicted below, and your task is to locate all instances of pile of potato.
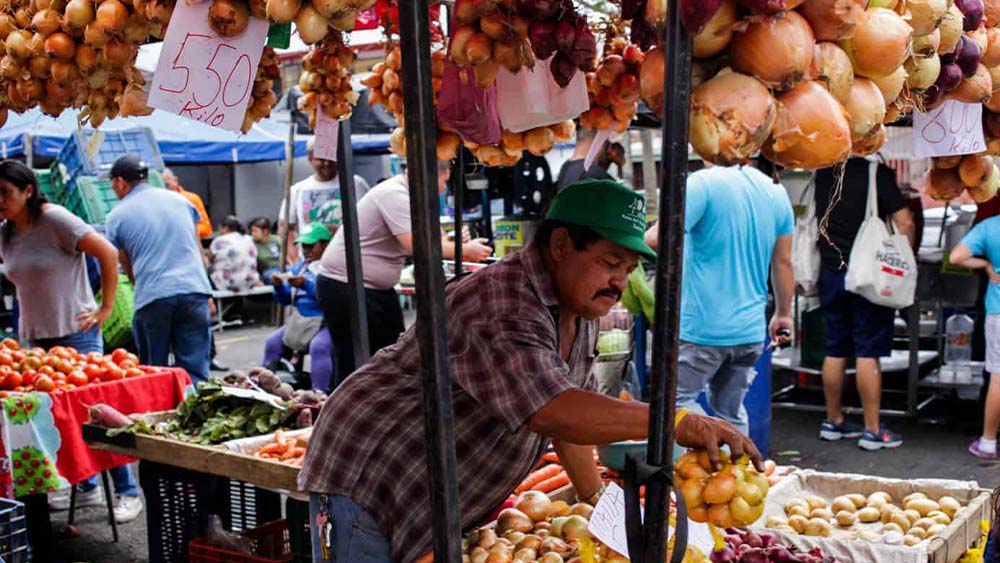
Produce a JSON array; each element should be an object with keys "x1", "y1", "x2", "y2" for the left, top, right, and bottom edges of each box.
[{"x1": 766, "y1": 491, "x2": 965, "y2": 546}]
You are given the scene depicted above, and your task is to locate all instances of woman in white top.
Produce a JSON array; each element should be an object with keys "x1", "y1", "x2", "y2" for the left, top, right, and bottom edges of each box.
[{"x1": 208, "y1": 216, "x2": 261, "y2": 293}]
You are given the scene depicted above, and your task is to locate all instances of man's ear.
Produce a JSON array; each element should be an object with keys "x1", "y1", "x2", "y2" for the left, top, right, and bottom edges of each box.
[{"x1": 549, "y1": 227, "x2": 570, "y2": 262}]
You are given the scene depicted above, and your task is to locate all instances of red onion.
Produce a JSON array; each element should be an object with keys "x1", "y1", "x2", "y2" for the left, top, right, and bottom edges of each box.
[
  {"x1": 924, "y1": 83, "x2": 946, "y2": 107},
  {"x1": 550, "y1": 51, "x2": 577, "y2": 87},
  {"x1": 682, "y1": 0, "x2": 724, "y2": 34},
  {"x1": 555, "y1": 18, "x2": 575, "y2": 54},
  {"x1": 737, "y1": 548, "x2": 768, "y2": 563},
  {"x1": 938, "y1": 62, "x2": 964, "y2": 89},
  {"x1": 957, "y1": 34, "x2": 982, "y2": 77},
  {"x1": 570, "y1": 17, "x2": 596, "y2": 71},
  {"x1": 528, "y1": 21, "x2": 557, "y2": 59},
  {"x1": 710, "y1": 546, "x2": 738, "y2": 562},
  {"x1": 734, "y1": 0, "x2": 787, "y2": 13},
  {"x1": 956, "y1": 0, "x2": 985, "y2": 30}
]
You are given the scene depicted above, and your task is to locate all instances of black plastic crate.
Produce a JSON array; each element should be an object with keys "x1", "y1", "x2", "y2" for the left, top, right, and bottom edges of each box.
[
  {"x1": 284, "y1": 499, "x2": 311, "y2": 563},
  {"x1": 140, "y1": 462, "x2": 282, "y2": 563},
  {"x1": 0, "y1": 497, "x2": 30, "y2": 563}
]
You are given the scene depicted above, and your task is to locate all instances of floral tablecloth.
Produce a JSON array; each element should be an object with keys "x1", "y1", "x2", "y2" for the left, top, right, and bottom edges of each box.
[{"x1": 0, "y1": 368, "x2": 191, "y2": 497}]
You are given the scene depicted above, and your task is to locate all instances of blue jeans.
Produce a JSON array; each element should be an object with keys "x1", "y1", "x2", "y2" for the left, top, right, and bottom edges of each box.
[
  {"x1": 676, "y1": 341, "x2": 763, "y2": 436},
  {"x1": 309, "y1": 494, "x2": 391, "y2": 563},
  {"x1": 29, "y1": 329, "x2": 139, "y2": 497},
  {"x1": 132, "y1": 293, "x2": 211, "y2": 384}
]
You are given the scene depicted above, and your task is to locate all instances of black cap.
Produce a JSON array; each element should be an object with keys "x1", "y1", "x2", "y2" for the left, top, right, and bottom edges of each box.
[{"x1": 109, "y1": 155, "x2": 149, "y2": 182}]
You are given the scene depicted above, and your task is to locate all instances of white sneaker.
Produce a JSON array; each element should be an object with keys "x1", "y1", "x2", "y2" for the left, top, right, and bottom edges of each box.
[
  {"x1": 113, "y1": 495, "x2": 143, "y2": 523},
  {"x1": 48, "y1": 485, "x2": 104, "y2": 511}
]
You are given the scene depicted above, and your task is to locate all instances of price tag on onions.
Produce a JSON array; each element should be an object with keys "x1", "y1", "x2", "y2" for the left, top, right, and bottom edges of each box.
[{"x1": 149, "y1": 0, "x2": 268, "y2": 132}]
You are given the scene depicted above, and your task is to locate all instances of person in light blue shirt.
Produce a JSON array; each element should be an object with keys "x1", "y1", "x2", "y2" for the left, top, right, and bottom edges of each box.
[
  {"x1": 645, "y1": 165, "x2": 795, "y2": 434},
  {"x1": 104, "y1": 155, "x2": 213, "y2": 383},
  {"x1": 950, "y1": 217, "x2": 1000, "y2": 460}
]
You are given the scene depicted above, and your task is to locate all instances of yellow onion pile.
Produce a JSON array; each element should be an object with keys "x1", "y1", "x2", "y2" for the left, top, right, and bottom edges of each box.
[
  {"x1": 675, "y1": 449, "x2": 770, "y2": 528},
  {"x1": 241, "y1": 46, "x2": 279, "y2": 133},
  {"x1": 211, "y1": 0, "x2": 374, "y2": 43},
  {"x1": 927, "y1": 153, "x2": 1000, "y2": 201},
  {"x1": 579, "y1": 37, "x2": 644, "y2": 133},
  {"x1": 450, "y1": 0, "x2": 534, "y2": 88},
  {"x1": 463, "y1": 121, "x2": 575, "y2": 167},
  {"x1": 297, "y1": 34, "x2": 359, "y2": 128}
]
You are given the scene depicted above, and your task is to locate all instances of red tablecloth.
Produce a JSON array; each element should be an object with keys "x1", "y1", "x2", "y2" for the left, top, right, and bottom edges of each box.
[{"x1": 0, "y1": 368, "x2": 191, "y2": 496}]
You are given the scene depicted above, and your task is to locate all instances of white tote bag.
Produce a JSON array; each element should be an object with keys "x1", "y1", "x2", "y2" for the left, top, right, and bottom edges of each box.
[
  {"x1": 792, "y1": 180, "x2": 821, "y2": 296},
  {"x1": 844, "y1": 160, "x2": 917, "y2": 309}
]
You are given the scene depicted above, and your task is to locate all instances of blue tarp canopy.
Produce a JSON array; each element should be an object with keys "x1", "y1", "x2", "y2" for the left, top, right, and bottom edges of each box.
[{"x1": 0, "y1": 107, "x2": 309, "y2": 164}]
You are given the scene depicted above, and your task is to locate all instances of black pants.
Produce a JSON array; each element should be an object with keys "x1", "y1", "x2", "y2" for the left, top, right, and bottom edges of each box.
[{"x1": 316, "y1": 275, "x2": 405, "y2": 388}]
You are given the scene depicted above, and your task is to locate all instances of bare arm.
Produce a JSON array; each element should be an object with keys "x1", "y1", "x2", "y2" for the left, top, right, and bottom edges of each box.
[
  {"x1": 77, "y1": 232, "x2": 119, "y2": 328},
  {"x1": 769, "y1": 235, "x2": 794, "y2": 342},
  {"x1": 644, "y1": 224, "x2": 658, "y2": 251},
  {"x1": 891, "y1": 206, "x2": 917, "y2": 249},
  {"x1": 949, "y1": 243, "x2": 992, "y2": 270},
  {"x1": 396, "y1": 232, "x2": 494, "y2": 263},
  {"x1": 119, "y1": 250, "x2": 134, "y2": 284},
  {"x1": 553, "y1": 439, "x2": 603, "y2": 501}
]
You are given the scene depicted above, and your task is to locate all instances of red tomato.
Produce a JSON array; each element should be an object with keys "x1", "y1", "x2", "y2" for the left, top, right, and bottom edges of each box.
[
  {"x1": 0, "y1": 353, "x2": 13, "y2": 368},
  {"x1": 11, "y1": 351, "x2": 25, "y2": 363},
  {"x1": 67, "y1": 371, "x2": 88, "y2": 387},
  {"x1": 0, "y1": 338, "x2": 18, "y2": 351},
  {"x1": 86, "y1": 352, "x2": 103, "y2": 364},
  {"x1": 19, "y1": 357, "x2": 41, "y2": 371},
  {"x1": 7, "y1": 372, "x2": 24, "y2": 390},
  {"x1": 140, "y1": 366, "x2": 157, "y2": 374},
  {"x1": 37, "y1": 366, "x2": 55, "y2": 378},
  {"x1": 83, "y1": 364, "x2": 103, "y2": 381},
  {"x1": 104, "y1": 366, "x2": 124, "y2": 381},
  {"x1": 110, "y1": 348, "x2": 129, "y2": 365},
  {"x1": 125, "y1": 368, "x2": 143, "y2": 378},
  {"x1": 33, "y1": 375, "x2": 54, "y2": 392},
  {"x1": 118, "y1": 360, "x2": 137, "y2": 371},
  {"x1": 19, "y1": 370, "x2": 35, "y2": 387},
  {"x1": 48, "y1": 346, "x2": 65, "y2": 357},
  {"x1": 126, "y1": 353, "x2": 139, "y2": 365},
  {"x1": 54, "y1": 359, "x2": 73, "y2": 375}
]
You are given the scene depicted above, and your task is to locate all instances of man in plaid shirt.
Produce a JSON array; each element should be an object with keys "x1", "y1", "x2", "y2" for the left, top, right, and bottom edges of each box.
[{"x1": 298, "y1": 180, "x2": 763, "y2": 562}]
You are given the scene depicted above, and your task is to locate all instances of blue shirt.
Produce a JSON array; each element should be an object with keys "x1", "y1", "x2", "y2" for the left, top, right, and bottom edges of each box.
[
  {"x1": 105, "y1": 183, "x2": 212, "y2": 310},
  {"x1": 680, "y1": 166, "x2": 795, "y2": 346},
  {"x1": 961, "y1": 216, "x2": 1000, "y2": 314},
  {"x1": 273, "y1": 260, "x2": 322, "y2": 317}
]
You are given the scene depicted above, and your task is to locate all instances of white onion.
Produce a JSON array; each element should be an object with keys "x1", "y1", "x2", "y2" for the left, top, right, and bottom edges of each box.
[{"x1": 689, "y1": 71, "x2": 777, "y2": 166}]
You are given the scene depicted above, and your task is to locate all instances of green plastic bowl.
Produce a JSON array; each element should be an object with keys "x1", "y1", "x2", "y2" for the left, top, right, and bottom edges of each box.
[{"x1": 597, "y1": 440, "x2": 648, "y2": 471}]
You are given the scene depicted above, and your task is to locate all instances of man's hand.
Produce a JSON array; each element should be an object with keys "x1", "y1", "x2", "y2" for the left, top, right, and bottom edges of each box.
[
  {"x1": 989, "y1": 264, "x2": 1000, "y2": 284},
  {"x1": 287, "y1": 275, "x2": 306, "y2": 289},
  {"x1": 675, "y1": 413, "x2": 763, "y2": 471},
  {"x1": 464, "y1": 238, "x2": 493, "y2": 262},
  {"x1": 208, "y1": 298, "x2": 217, "y2": 318},
  {"x1": 271, "y1": 273, "x2": 284, "y2": 286},
  {"x1": 768, "y1": 314, "x2": 794, "y2": 347}
]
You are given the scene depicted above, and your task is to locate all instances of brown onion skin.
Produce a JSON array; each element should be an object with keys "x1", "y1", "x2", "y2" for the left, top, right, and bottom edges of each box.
[
  {"x1": 692, "y1": 0, "x2": 738, "y2": 59},
  {"x1": 843, "y1": 77, "x2": 887, "y2": 142},
  {"x1": 950, "y1": 64, "x2": 993, "y2": 103},
  {"x1": 852, "y1": 124, "x2": 887, "y2": 156},
  {"x1": 798, "y1": 0, "x2": 864, "y2": 41},
  {"x1": 811, "y1": 42, "x2": 854, "y2": 103},
  {"x1": 689, "y1": 70, "x2": 777, "y2": 166},
  {"x1": 959, "y1": 153, "x2": 994, "y2": 186},
  {"x1": 763, "y1": 80, "x2": 852, "y2": 169},
  {"x1": 926, "y1": 167, "x2": 967, "y2": 200},
  {"x1": 839, "y1": 8, "x2": 912, "y2": 79},
  {"x1": 730, "y1": 11, "x2": 815, "y2": 90}
]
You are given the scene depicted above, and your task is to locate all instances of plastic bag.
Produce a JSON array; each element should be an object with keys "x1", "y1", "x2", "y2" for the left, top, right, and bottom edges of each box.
[
  {"x1": 435, "y1": 62, "x2": 501, "y2": 145},
  {"x1": 495, "y1": 56, "x2": 590, "y2": 133},
  {"x1": 792, "y1": 183, "x2": 821, "y2": 297},
  {"x1": 844, "y1": 160, "x2": 917, "y2": 309}
]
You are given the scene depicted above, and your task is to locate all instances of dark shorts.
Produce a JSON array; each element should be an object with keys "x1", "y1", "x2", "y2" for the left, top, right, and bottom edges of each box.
[{"x1": 819, "y1": 269, "x2": 895, "y2": 359}]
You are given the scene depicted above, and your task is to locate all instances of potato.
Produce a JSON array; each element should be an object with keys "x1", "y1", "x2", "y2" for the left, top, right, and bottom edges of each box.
[
  {"x1": 858, "y1": 507, "x2": 881, "y2": 523},
  {"x1": 938, "y1": 496, "x2": 962, "y2": 518},
  {"x1": 766, "y1": 515, "x2": 788, "y2": 528},
  {"x1": 831, "y1": 496, "x2": 856, "y2": 514},
  {"x1": 866, "y1": 496, "x2": 888, "y2": 510},
  {"x1": 905, "y1": 498, "x2": 940, "y2": 516},
  {"x1": 912, "y1": 518, "x2": 937, "y2": 530},
  {"x1": 881, "y1": 504, "x2": 901, "y2": 523},
  {"x1": 904, "y1": 534, "x2": 923, "y2": 546},
  {"x1": 926, "y1": 524, "x2": 948, "y2": 537},
  {"x1": 788, "y1": 504, "x2": 810, "y2": 518},
  {"x1": 776, "y1": 524, "x2": 798, "y2": 534},
  {"x1": 846, "y1": 494, "x2": 867, "y2": 509},
  {"x1": 835, "y1": 510, "x2": 857, "y2": 527},
  {"x1": 869, "y1": 491, "x2": 893, "y2": 504},
  {"x1": 891, "y1": 512, "x2": 912, "y2": 532},
  {"x1": 858, "y1": 530, "x2": 882, "y2": 542},
  {"x1": 908, "y1": 527, "x2": 928, "y2": 540},
  {"x1": 805, "y1": 518, "x2": 833, "y2": 537},
  {"x1": 927, "y1": 511, "x2": 952, "y2": 525},
  {"x1": 903, "y1": 492, "x2": 927, "y2": 506},
  {"x1": 785, "y1": 499, "x2": 809, "y2": 515},
  {"x1": 805, "y1": 495, "x2": 828, "y2": 510},
  {"x1": 810, "y1": 508, "x2": 834, "y2": 521},
  {"x1": 788, "y1": 515, "x2": 809, "y2": 534},
  {"x1": 882, "y1": 522, "x2": 905, "y2": 534}
]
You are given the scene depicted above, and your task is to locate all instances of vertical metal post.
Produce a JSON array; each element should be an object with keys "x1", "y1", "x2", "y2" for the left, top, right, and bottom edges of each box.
[
  {"x1": 279, "y1": 119, "x2": 295, "y2": 274},
  {"x1": 336, "y1": 119, "x2": 370, "y2": 383},
  {"x1": 397, "y1": 0, "x2": 463, "y2": 561},
  {"x1": 453, "y1": 152, "x2": 464, "y2": 274},
  {"x1": 643, "y1": 2, "x2": 693, "y2": 563}
]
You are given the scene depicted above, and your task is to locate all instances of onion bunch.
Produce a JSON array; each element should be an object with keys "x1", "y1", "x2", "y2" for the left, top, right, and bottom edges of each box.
[
  {"x1": 675, "y1": 449, "x2": 770, "y2": 529},
  {"x1": 464, "y1": 121, "x2": 574, "y2": 167},
  {"x1": 927, "y1": 154, "x2": 999, "y2": 201},
  {"x1": 297, "y1": 35, "x2": 359, "y2": 128},
  {"x1": 240, "y1": 46, "x2": 279, "y2": 133},
  {"x1": 519, "y1": 0, "x2": 597, "y2": 87},
  {"x1": 579, "y1": 37, "x2": 644, "y2": 133},
  {"x1": 450, "y1": 0, "x2": 534, "y2": 88}
]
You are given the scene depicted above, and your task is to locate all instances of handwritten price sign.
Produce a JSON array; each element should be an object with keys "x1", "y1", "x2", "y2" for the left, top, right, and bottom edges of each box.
[
  {"x1": 588, "y1": 483, "x2": 638, "y2": 557},
  {"x1": 314, "y1": 110, "x2": 339, "y2": 161},
  {"x1": 913, "y1": 100, "x2": 985, "y2": 158},
  {"x1": 149, "y1": 0, "x2": 268, "y2": 132}
]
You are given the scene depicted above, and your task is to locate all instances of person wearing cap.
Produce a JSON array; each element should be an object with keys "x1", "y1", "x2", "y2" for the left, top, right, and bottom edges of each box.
[
  {"x1": 104, "y1": 155, "x2": 214, "y2": 383},
  {"x1": 315, "y1": 160, "x2": 493, "y2": 385},
  {"x1": 262, "y1": 222, "x2": 335, "y2": 392},
  {"x1": 298, "y1": 179, "x2": 762, "y2": 563},
  {"x1": 644, "y1": 165, "x2": 795, "y2": 437}
]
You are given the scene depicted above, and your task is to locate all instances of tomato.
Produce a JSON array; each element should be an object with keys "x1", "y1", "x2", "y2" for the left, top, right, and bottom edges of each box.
[
  {"x1": 52, "y1": 372, "x2": 66, "y2": 383},
  {"x1": 38, "y1": 365, "x2": 54, "y2": 377},
  {"x1": 11, "y1": 351, "x2": 25, "y2": 363},
  {"x1": 141, "y1": 366, "x2": 157, "y2": 374},
  {"x1": 0, "y1": 353, "x2": 13, "y2": 368},
  {"x1": 126, "y1": 353, "x2": 139, "y2": 365},
  {"x1": 125, "y1": 368, "x2": 143, "y2": 378},
  {"x1": 6, "y1": 372, "x2": 23, "y2": 390},
  {"x1": 110, "y1": 348, "x2": 129, "y2": 365},
  {"x1": 83, "y1": 364, "x2": 103, "y2": 381},
  {"x1": 118, "y1": 359, "x2": 137, "y2": 371},
  {"x1": 104, "y1": 366, "x2": 124, "y2": 381},
  {"x1": 33, "y1": 375, "x2": 54, "y2": 392},
  {"x1": 85, "y1": 352, "x2": 103, "y2": 364},
  {"x1": 54, "y1": 359, "x2": 74, "y2": 375},
  {"x1": 18, "y1": 357, "x2": 41, "y2": 372},
  {"x1": 0, "y1": 338, "x2": 18, "y2": 351},
  {"x1": 67, "y1": 371, "x2": 88, "y2": 387},
  {"x1": 48, "y1": 346, "x2": 65, "y2": 357},
  {"x1": 19, "y1": 370, "x2": 34, "y2": 387}
]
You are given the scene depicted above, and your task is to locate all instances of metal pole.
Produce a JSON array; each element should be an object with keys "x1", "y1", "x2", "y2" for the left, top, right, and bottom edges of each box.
[
  {"x1": 454, "y1": 152, "x2": 464, "y2": 274},
  {"x1": 279, "y1": 118, "x2": 295, "y2": 273},
  {"x1": 335, "y1": 118, "x2": 370, "y2": 384},
  {"x1": 643, "y1": 3, "x2": 693, "y2": 563},
  {"x1": 397, "y1": 0, "x2": 463, "y2": 560}
]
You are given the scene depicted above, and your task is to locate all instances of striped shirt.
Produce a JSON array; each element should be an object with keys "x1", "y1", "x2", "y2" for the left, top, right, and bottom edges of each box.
[{"x1": 298, "y1": 240, "x2": 598, "y2": 562}]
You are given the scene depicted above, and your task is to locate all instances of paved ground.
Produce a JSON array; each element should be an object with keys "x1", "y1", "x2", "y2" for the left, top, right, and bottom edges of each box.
[{"x1": 50, "y1": 325, "x2": 1000, "y2": 563}]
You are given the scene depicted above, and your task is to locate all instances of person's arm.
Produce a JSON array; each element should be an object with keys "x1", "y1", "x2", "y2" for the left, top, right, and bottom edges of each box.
[
  {"x1": 395, "y1": 232, "x2": 494, "y2": 262},
  {"x1": 552, "y1": 440, "x2": 603, "y2": 502},
  {"x1": 644, "y1": 223, "x2": 658, "y2": 251},
  {"x1": 769, "y1": 234, "x2": 794, "y2": 343},
  {"x1": 949, "y1": 243, "x2": 993, "y2": 270},
  {"x1": 891, "y1": 206, "x2": 917, "y2": 250},
  {"x1": 119, "y1": 250, "x2": 135, "y2": 284},
  {"x1": 76, "y1": 232, "x2": 119, "y2": 330}
]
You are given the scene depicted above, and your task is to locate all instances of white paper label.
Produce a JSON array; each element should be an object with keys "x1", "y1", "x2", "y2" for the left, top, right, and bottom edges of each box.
[
  {"x1": 912, "y1": 100, "x2": 985, "y2": 158},
  {"x1": 588, "y1": 482, "x2": 635, "y2": 557},
  {"x1": 219, "y1": 386, "x2": 286, "y2": 410},
  {"x1": 149, "y1": 0, "x2": 268, "y2": 132},
  {"x1": 314, "y1": 111, "x2": 339, "y2": 161}
]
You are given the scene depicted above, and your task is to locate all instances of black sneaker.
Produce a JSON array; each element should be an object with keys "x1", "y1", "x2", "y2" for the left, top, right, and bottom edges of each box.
[
  {"x1": 819, "y1": 418, "x2": 865, "y2": 441},
  {"x1": 858, "y1": 427, "x2": 903, "y2": 451}
]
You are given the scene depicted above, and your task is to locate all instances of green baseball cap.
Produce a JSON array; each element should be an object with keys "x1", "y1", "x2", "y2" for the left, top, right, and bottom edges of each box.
[
  {"x1": 295, "y1": 222, "x2": 333, "y2": 245},
  {"x1": 546, "y1": 179, "x2": 656, "y2": 260}
]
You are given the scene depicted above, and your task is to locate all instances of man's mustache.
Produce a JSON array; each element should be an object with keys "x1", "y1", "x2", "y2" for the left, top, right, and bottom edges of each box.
[{"x1": 594, "y1": 288, "x2": 622, "y2": 300}]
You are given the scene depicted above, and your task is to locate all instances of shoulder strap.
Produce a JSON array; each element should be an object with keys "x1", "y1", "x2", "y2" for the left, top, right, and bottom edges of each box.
[{"x1": 864, "y1": 159, "x2": 879, "y2": 220}]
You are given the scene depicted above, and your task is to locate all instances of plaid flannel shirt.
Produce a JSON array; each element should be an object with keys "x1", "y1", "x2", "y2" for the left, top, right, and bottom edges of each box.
[{"x1": 298, "y1": 240, "x2": 598, "y2": 562}]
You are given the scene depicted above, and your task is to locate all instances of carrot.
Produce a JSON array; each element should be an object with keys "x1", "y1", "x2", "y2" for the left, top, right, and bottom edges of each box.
[
  {"x1": 532, "y1": 471, "x2": 570, "y2": 493},
  {"x1": 516, "y1": 464, "x2": 564, "y2": 493},
  {"x1": 541, "y1": 452, "x2": 560, "y2": 464},
  {"x1": 258, "y1": 443, "x2": 284, "y2": 455}
]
